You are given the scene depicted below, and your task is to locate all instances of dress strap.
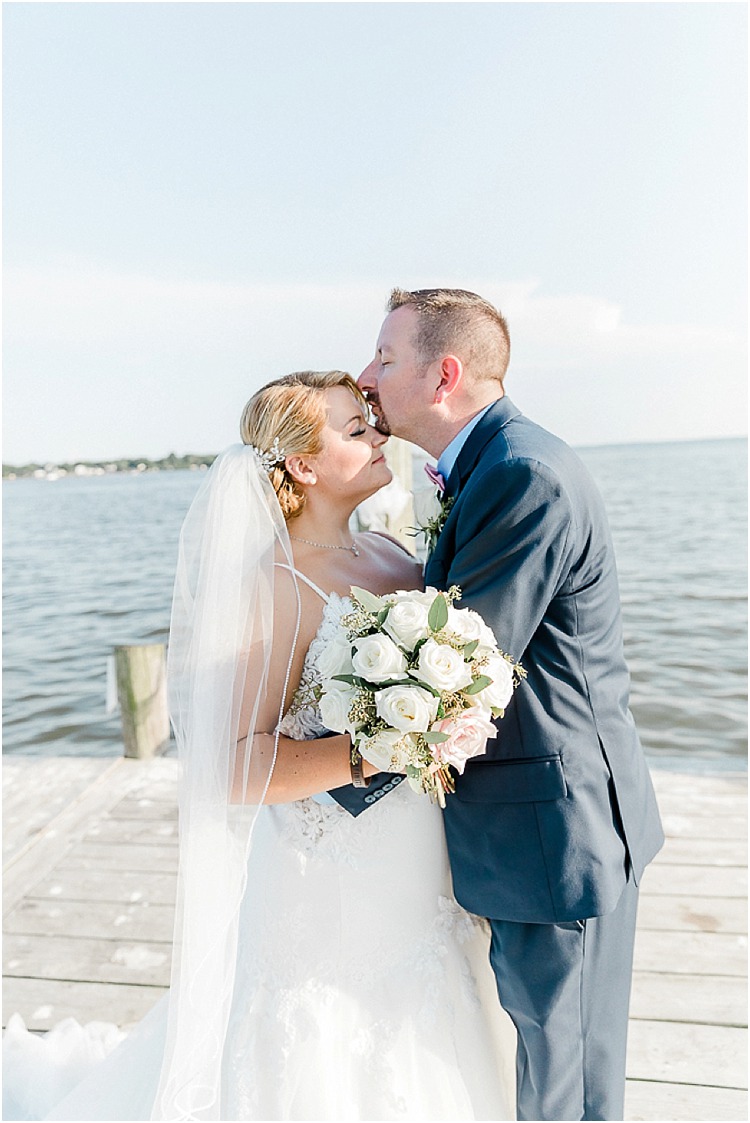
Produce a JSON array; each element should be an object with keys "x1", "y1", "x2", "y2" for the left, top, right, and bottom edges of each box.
[{"x1": 274, "y1": 563, "x2": 330, "y2": 603}]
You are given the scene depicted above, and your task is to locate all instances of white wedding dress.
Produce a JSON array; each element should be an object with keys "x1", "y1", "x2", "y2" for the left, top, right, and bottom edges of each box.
[{"x1": 3, "y1": 585, "x2": 515, "y2": 1122}]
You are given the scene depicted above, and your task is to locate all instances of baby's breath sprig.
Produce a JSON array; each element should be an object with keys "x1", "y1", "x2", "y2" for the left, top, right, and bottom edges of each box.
[
  {"x1": 348, "y1": 690, "x2": 377, "y2": 728},
  {"x1": 409, "y1": 495, "x2": 455, "y2": 555},
  {"x1": 438, "y1": 692, "x2": 467, "y2": 721},
  {"x1": 341, "y1": 604, "x2": 374, "y2": 638},
  {"x1": 511, "y1": 661, "x2": 527, "y2": 687}
]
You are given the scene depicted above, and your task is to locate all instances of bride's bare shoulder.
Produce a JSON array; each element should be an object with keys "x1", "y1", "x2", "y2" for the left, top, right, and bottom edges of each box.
[{"x1": 359, "y1": 531, "x2": 424, "y2": 590}]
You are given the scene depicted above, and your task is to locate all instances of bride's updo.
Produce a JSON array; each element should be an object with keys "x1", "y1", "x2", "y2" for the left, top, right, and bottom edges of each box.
[{"x1": 240, "y1": 370, "x2": 367, "y2": 521}]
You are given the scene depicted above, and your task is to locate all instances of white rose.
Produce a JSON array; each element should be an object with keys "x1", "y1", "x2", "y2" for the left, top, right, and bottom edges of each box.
[
  {"x1": 352, "y1": 634, "x2": 408, "y2": 683},
  {"x1": 375, "y1": 685, "x2": 439, "y2": 733},
  {"x1": 359, "y1": 728, "x2": 411, "y2": 772},
  {"x1": 475, "y1": 654, "x2": 515, "y2": 711},
  {"x1": 318, "y1": 680, "x2": 358, "y2": 734},
  {"x1": 382, "y1": 587, "x2": 439, "y2": 606},
  {"x1": 382, "y1": 597, "x2": 431, "y2": 650},
  {"x1": 317, "y1": 632, "x2": 354, "y2": 680},
  {"x1": 413, "y1": 487, "x2": 443, "y2": 527},
  {"x1": 446, "y1": 606, "x2": 498, "y2": 651},
  {"x1": 411, "y1": 638, "x2": 474, "y2": 694},
  {"x1": 382, "y1": 585, "x2": 439, "y2": 612}
]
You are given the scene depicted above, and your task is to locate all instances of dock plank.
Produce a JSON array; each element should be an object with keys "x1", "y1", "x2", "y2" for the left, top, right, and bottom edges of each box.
[
  {"x1": 3, "y1": 978, "x2": 166, "y2": 1032},
  {"x1": 630, "y1": 971, "x2": 747, "y2": 1027},
  {"x1": 625, "y1": 1080, "x2": 748, "y2": 1122},
  {"x1": 637, "y1": 894, "x2": 747, "y2": 934},
  {"x1": 81, "y1": 817, "x2": 179, "y2": 845},
  {"x1": 633, "y1": 929, "x2": 748, "y2": 976},
  {"x1": 110, "y1": 798, "x2": 179, "y2": 821},
  {"x1": 29, "y1": 868, "x2": 177, "y2": 906},
  {"x1": 3, "y1": 933, "x2": 172, "y2": 987},
  {"x1": 627, "y1": 1020, "x2": 748, "y2": 1089},
  {"x1": 59, "y1": 842, "x2": 179, "y2": 873},
  {"x1": 661, "y1": 812, "x2": 747, "y2": 841},
  {"x1": 658, "y1": 836, "x2": 747, "y2": 866},
  {"x1": 640, "y1": 863, "x2": 746, "y2": 899},
  {"x1": 4, "y1": 898, "x2": 175, "y2": 942}
]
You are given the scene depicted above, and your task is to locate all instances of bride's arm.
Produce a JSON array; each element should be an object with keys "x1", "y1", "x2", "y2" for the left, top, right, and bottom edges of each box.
[
  {"x1": 238, "y1": 731, "x2": 377, "y2": 804},
  {"x1": 230, "y1": 567, "x2": 376, "y2": 805}
]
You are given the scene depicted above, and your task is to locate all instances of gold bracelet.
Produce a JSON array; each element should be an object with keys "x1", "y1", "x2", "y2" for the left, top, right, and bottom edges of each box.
[{"x1": 350, "y1": 748, "x2": 371, "y2": 788}]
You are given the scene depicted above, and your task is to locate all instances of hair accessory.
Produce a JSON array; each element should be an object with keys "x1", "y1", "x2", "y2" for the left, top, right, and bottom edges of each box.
[{"x1": 250, "y1": 437, "x2": 286, "y2": 473}]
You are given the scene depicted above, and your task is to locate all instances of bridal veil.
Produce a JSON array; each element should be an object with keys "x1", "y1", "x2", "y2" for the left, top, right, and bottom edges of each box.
[{"x1": 154, "y1": 444, "x2": 300, "y2": 1120}]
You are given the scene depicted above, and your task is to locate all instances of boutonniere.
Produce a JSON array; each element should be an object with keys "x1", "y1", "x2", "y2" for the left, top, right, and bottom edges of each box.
[{"x1": 411, "y1": 486, "x2": 455, "y2": 554}]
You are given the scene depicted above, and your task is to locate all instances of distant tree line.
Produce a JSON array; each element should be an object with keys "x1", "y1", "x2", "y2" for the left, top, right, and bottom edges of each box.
[{"x1": 3, "y1": 452, "x2": 218, "y2": 479}]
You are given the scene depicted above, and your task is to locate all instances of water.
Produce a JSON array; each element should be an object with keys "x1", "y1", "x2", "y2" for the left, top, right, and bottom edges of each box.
[{"x1": 3, "y1": 439, "x2": 747, "y2": 769}]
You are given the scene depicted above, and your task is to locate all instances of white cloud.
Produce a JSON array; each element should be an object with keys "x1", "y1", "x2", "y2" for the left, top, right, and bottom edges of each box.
[
  {"x1": 3, "y1": 266, "x2": 746, "y2": 461},
  {"x1": 5, "y1": 266, "x2": 743, "y2": 362},
  {"x1": 475, "y1": 279, "x2": 742, "y2": 363}
]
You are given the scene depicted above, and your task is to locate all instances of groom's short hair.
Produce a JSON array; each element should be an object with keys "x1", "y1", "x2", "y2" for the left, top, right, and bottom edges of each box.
[{"x1": 387, "y1": 288, "x2": 511, "y2": 385}]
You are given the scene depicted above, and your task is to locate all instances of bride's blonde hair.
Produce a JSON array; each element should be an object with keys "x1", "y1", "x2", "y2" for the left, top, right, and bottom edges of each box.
[{"x1": 240, "y1": 371, "x2": 367, "y2": 521}]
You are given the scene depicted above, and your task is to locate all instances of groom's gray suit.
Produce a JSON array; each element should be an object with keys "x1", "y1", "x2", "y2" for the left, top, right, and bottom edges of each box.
[{"x1": 333, "y1": 396, "x2": 663, "y2": 1120}]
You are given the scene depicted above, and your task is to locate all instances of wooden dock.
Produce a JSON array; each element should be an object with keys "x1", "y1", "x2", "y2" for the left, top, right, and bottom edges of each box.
[{"x1": 3, "y1": 757, "x2": 747, "y2": 1121}]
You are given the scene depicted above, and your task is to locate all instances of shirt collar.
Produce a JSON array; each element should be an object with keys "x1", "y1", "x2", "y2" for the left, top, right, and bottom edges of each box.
[{"x1": 437, "y1": 402, "x2": 495, "y2": 483}]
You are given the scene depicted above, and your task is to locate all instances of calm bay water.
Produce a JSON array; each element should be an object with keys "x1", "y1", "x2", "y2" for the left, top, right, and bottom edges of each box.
[{"x1": 2, "y1": 438, "x2": 747, "y2": 768}]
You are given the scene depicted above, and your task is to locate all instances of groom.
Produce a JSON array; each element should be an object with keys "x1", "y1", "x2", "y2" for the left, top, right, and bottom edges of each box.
[{"x1": 350, "y1": 288, "x2": 664, "y2": 1122}]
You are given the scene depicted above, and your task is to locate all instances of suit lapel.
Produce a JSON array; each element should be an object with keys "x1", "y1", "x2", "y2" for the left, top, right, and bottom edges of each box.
[
  {"x1": 426, "y1": 397, "x2": 521, "y2": 584},
  {"x1": 445, "y1": 396, "x2": 521, "y2": 498}
]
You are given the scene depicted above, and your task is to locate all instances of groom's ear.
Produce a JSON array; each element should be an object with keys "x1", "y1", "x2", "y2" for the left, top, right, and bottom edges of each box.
[
  {"x1": 433, "y1": 355, "x2": 464, "y2": 404},
  {"x1": 285, "y1": 456, "x2": 317, "y2": 486}
]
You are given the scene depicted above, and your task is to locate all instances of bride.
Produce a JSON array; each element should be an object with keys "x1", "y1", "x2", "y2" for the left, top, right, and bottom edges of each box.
[{"x1": 3, "y1": 370, "x2": 515, "y2": 1121}]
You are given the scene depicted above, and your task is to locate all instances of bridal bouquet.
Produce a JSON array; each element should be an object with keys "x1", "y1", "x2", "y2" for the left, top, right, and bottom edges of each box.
[{"x1": 318, "y1": 586, "x2": 524, "y2": 806}]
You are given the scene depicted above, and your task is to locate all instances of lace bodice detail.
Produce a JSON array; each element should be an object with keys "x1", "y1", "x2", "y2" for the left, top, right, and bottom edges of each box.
[
  {"x1": 277, "y1": 590, "x2": 352, "y2": 741},
  {"x1": 274, "y1": 591, "x2": 354, "y2": 841}
]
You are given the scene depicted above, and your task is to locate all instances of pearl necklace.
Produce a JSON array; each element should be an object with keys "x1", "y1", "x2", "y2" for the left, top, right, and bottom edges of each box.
[{"x1": 289, "y1": 534, "x2": 360, "y2": 557}]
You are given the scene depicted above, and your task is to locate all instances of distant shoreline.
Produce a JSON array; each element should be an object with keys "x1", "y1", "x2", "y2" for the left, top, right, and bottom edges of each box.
[
  {"x1": 3, "y1": 433, "x2": 746, "y2": 481},
  {"x1": 2, "y1": 453, "x2": 216, "y2": 480}
]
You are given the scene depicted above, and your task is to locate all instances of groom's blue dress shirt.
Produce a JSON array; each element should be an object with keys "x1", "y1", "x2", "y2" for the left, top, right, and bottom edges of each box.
[{"x1": 437, "y1": 403, "x2": 494, "y2": 486}]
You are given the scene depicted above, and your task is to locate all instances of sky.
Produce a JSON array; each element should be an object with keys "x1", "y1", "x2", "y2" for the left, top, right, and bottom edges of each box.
[{"x1": 3, "y1": 1, "x2": 747, "y2": 464}]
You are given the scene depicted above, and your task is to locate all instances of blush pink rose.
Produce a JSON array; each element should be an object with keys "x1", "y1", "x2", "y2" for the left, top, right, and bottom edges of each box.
[{"x1": 432, "y1": 707, "x2": 498, "y2": 773}]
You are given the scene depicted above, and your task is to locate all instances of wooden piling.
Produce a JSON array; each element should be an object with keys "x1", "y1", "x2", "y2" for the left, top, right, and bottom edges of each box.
[{"x1": 114, "y1": 644, "x2": 170, "y2": 759}]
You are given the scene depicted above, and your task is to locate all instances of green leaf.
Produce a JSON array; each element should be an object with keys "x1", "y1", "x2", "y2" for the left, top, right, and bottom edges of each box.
[
  {"x1": 465, "y1": 675, "x2": 492, "y2": 695},
  {"x1": 407, "y1": 675, "x2": 442, "y2": 697},
  {"x1": 331, "y1": 674, "x2": 358, "y2": 686},
  {"x1": 376, "y1": 607, "x2": 391, "y2": 626},
  {"x1": 350, "y1": 586, "x2": 383, "y2": 612},
  {"x1": 423, "y1": 730, "x2": 450, "y2": 744},
  {"x1": 463, "y1": 640, "x2": 479, "y2": 658},
  {"x1": 428, "y1": 593, "x2": 449, "y2": 632}
]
